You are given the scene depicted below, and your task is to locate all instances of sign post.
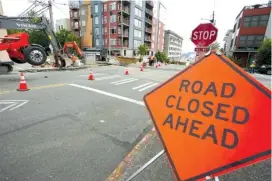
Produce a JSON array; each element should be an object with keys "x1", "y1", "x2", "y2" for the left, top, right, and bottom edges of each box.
[
  {"x1": 191, "y1": 23, "x2": 218, "y2": 61},
  {"x1": 144, "y1": 51, "x2": 271, "y2": 181}
]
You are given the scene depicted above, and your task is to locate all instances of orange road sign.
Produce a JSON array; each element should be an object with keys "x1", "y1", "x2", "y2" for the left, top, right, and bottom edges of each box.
[{"x1": 144, "y1": 52, "x2": 271, "y2": 181}]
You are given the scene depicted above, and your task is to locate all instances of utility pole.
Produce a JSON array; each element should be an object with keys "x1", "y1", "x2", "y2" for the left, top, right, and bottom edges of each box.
[{"x1": 48, "y1": 0, "x2": 54, "y2": 30}]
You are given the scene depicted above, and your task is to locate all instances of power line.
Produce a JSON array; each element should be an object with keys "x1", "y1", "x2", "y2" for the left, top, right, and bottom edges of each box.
[
  {"x1": 18, "y1": 2, "x2": 36, "y2": 16},
  {"x1": 52, "y1": 3, "x2": 67, "y2": 17}
]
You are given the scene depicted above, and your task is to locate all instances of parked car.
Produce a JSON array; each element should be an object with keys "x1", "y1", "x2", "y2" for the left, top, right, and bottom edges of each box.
[{"x1": 257, "y1": 64, "x2": 271, "y2": 75}]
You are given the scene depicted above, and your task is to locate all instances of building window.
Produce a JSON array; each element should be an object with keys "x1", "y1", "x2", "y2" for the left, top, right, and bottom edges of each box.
[
  {"x1": 110, "y1": 2, "x2": 116, "y2": 10},
  {"x1": 104, "y1": 16, "x2": 107, "y2": 24},
  {"x1": 134, "y1": 19, "x2": 142, "y2": 28},
  {"x1": 95, "y1": 28, "x2": 99, "y2": 35},
  {"x1": 81, "y1": 10, "x2": 85, "y2": 15},
  {"x1": 238, "y1": 35, "x2": 264, "y2": 48},
  {"x1": 110, "y1": 15, "x2": 116, "y2": 22},
  {"x1": 243, "y1": 15, "x2": 269, "y2": 28},
  {"x1": 110, "y1": 39, "x2": 116, "y2": 45},
  {"x1": 81, "y1": 20, "x2": 86, "y2": 26},
  {"x1": 95, "y1": 16, "x2": 99, "y2": 24},
  {"x1": 95, "y1": 4, "x2": 98, "y2": 13},
  {"x1": 135, "y1": 0, "x2": 142, "y2": 7},
  {"x1": 110, "y1": 28, "x2": 116, "y2": 34},
  {"x1": 134, "y1": 29, "x2": 142, "y2": 38},
  {"x1": 104, "y1": 4, "x2": 107, "y2": 12},
  {"x1": 135, "y1": 7, "x2": 142, "y2": 18},
  {"x1": 96, "y1": 39, "x2": 99, "y2": 46},
  {"x1": 134, "y1": 40, "x2": 141, "y2": 48}
]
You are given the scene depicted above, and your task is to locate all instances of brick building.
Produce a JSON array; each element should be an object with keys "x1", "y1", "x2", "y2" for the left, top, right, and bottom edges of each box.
[{"x1": 225, "y1": 3, "x2": 271, "y2": 67}]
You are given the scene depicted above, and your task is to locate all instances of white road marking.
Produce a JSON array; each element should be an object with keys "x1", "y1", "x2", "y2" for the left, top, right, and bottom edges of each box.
[
  {"x1": 138, "y1": 83, "x2": 159, "y2": 92},
  {"x1": 0, "y1": 100, "x2": 29, "y2": 112},
  {"x1": 79, "y1": 73, "x2": 106, "y2": 77},
  {"x1": 100, "y1": 120, "x2": 105, "y2": 123},
  {"x1": 96, "y1": 75, "x2": 121, "y2": 80},
  {"x1": 69, "y1": 84, "x2": 144, "y2": 106},
  {"x1": 110, "y1": 78, "x2": 136, "y2": 84},
  {"x1": 113, "y1": 78, "x2": 138, "y2": 85},
  {"x1": 132, "y1": 82, "x2": 154, "y2": 90}
]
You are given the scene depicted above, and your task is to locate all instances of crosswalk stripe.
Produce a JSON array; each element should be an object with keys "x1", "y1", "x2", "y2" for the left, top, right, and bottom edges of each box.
[
  {"x1": 110, "y1": 78, "x2": 136, "y2": 84},
  {"x1": 132, "y1": 82, "x2": 154, "y2": 90},
  {"x1": 96, "y1": 75, "x2": 121, "y2": 80},
  {"x1": 113, "y1": 79, "x2": 138, "y2": 85},
  {"x1": 138, "y1": 83, "x2": 159, "y2": 92}
]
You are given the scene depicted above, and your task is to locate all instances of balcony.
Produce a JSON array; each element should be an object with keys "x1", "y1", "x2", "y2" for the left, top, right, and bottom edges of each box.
[
  {"x1": 69, "y1": 3, "x2": 79, "y2": 10},
  {"x1": 146, "y1": 1, "x2": 154, "y2": 8},
  {"x1": 118, "y1": 7, "x2": 130, "y2": 16},
  {"x1": 122, "y1": 0, "x2": 130, "y2": 5},
  {"x1": 118, "y1": 19, "x2": 130, "y2": 27},
  {"x1": 145, "y1": 9, "x2": 153, "y2": 16},
  {"x1": 118, "y1": 31, "x2": 129, "y2": 38},
  {"x1": 145, "y1": 18, "x2": 152, "y2": 25},
  {"x1": 73, "y1": 26, "x2": 79, "y2": 30},
  {"x1": 71, "y1": 15, "x2": 79, "y2": 20},
  {"x1": 144, "y1": 36, "x2": 151, "y2": 42},
  {"x1": 145, "y1": 28, "x2": 152, "y2": 34}
]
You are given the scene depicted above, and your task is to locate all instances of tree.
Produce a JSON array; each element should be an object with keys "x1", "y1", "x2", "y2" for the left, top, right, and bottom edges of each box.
[
  {"x1": 209, "y1": 42, "x2": 220, "y2": 50},
  {"x1": 155, "y1": 51, "x2": 168, "y2": 62},
  {"x1": 137, "y1": 44, "x2": 148, "y2": 61},
  {"x1": 56, "y1": 29, "x2": 80, "y2": 47},
  {"x1": 7, "y1": 10, "x2": 50, "y2": 47},
  {"x1": 257, "y1": 38, "x2": 271, "y2": 65}
]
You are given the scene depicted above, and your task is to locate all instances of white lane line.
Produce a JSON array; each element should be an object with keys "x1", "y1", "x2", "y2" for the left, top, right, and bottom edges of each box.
[
  {"x1": 79, "y1": 73, "x2": 106, "y2": 77},
  {"x1": 132, "y1": 82, "x2": 154, "y2": 90},
  {"x1": 96, "y1": 75, "x2": 121, "y2": 80},
  {"x1": 69, "y1": 84, "x2": 144, "y2": 106},
  {"x1": 9, "y1": 100, "x2": 29, "y2": 111},
  {"x1": 110, "y1": 78, "x2": 136, "y2": 84},
  {"x1": 138, "y1": 83, "x2": 159, "y2": 92},
  {"x1": 113, "y1": 79, "x2": 138, "y2": 85}
]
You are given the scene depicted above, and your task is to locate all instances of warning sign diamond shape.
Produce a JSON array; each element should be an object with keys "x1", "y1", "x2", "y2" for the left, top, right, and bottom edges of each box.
[{"x1": 144, "y1": 52, "x2": 271, "y2": 181}]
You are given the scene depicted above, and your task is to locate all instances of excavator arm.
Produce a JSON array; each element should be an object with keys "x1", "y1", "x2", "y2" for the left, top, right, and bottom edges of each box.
[
  {"x1": 63, "y1": 41, "x2": 83, "y2": 58},
  {"x1": 0, "y1": 16, "x2": 66, "y2": 67}
]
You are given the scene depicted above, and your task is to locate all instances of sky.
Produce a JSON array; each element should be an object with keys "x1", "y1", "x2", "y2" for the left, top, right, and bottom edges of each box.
[{"x1": 1, "y1": 0, "x2": 269, "y2": 53}]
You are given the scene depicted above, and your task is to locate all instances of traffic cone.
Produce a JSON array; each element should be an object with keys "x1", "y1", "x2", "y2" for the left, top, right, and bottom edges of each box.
[
  {"x1": 140, "y1": 65, "x2": 143, "y2": 71},
  {"x1": 155, "y1": 64, "x2": 158, "y2": 68},
  {"x1": 88, "y1": 71, "x2": 94, "y2": 80},
  {"x1": 125, "y1": 68, "x2": 129, "y2": 75},
  {"x1": 17, "y1": 72, "x2": 29, "y2": 91}
]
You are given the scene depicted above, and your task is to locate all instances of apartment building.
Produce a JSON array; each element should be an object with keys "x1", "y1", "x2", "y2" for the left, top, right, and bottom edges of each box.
[
  {"x1": 151, "y1": 0, "x2": 166, "y2": 55},
  {"x1": 225, "y1": 2, "x2": 271, "y2": 67},
  {"x1": 223, "y1": 29, "x2": 233, "y2": 57},
  {"x1": 100, "y1": 0, "x2": 154, "y2": 57},
  {"x1": 163, "y1": 30, "x2": 183, "y2": 61},
  {"x1": 91, "y1": 1, "x2": 103, "y2": 49},
  {"x1": 69, "y1": 0, "x2": 93, "y2": 48},
  {"x1": 55, "y1": 18, "x2": 70, "y2": 32}
]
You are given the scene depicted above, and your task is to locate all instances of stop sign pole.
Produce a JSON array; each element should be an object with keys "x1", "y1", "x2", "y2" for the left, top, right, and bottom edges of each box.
[{"x1": 191, "y1": 23, "x2": 218, "y2": 60}]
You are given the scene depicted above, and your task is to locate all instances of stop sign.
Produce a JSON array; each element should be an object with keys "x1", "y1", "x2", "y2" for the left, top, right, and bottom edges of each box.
[{"x1": 191, "y1": 23, "x2": 218, "y2": 47}]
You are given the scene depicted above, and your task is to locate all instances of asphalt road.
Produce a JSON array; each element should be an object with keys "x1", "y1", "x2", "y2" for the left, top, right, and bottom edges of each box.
[{"x1": 0, "y1": 64, "x2": 270, "y2": 181}]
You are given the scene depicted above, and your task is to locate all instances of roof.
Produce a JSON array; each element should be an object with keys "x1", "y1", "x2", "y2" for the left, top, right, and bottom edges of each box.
[
  {"x1": 165, "y1": 30, "x2": 183, "y2": 40},
  {"x1": 235, "y1": 3, "x2": 271, "y2": 19}
]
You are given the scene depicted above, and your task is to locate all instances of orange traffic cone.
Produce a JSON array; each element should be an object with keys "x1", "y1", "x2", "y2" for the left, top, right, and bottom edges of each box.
[
  {"x1": 155, "y1": 64, "x2": 158, "y2": 68},
  {"x1": 125, "y1": 68, "x2": 129, "y2": 75},
  {"x1": 88, "y1": 71, "x2": 94, "y2": 80},
  {"x1": 17, "y1": 72, "x2": 29, "y2": 91}
]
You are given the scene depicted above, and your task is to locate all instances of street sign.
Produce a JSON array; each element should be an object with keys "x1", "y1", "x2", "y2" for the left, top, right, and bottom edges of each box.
[
  {"x1": 195, "y1": 47, "x2": 209, "y2": 52},
  {"x1": 191, "y1": 23, "x2": 218, "y2": 47},
  {"x1": 144, "y1": 52, "x2": 271, "y2": 181}
]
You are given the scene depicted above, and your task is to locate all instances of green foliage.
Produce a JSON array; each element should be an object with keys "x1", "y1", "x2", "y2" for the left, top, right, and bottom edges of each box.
[
  {"x1": 7, "y1": 10, "x2": 49, "y2": 47},
  {"x1": 137, "y1": 44, "x2": 148, "y2": 56},
  {"x1": 155, "y1": 51, "x2": 168, "y2": 62},
  {"x1": 55, "y1": 29, "x2": 80, "y2": 48},
  {"x1": 227, "y1": 56, "x2": 241, "y2": 66},
  {"x1": 257, "y1": 38, "x2": 271, "y2": 65},
  {"x1": 209, "y1": 42, "x2": 220, "y2": 50}
]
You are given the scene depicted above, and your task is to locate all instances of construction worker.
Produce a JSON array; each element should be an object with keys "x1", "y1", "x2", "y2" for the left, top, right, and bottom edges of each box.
[
  {"x1": 71, "y1": 54, "x2": 77, "y2": 65},
  {"x1": 250, "y1": 60, "x2": 256, "y2": 74}
]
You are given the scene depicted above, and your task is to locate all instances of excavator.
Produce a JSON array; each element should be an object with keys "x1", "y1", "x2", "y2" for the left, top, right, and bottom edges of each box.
[
  {"x1": 0, "y1": 15, "x2": 68, "y2": 74},
  {"x1": 62, "y1": 41, "x2": 84, "y2": 65}
]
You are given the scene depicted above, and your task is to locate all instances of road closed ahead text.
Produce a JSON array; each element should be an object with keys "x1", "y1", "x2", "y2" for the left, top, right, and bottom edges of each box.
[{"x1": 163, "y1": 79, "x2": 249, "y2": 149}]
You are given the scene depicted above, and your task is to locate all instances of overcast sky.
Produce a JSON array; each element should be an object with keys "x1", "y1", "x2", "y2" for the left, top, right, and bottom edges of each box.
[{"x1": 1, "y1": 0, "x2": 269, "y2": 52}]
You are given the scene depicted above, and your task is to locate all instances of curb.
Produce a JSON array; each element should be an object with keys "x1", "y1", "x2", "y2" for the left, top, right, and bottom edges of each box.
[{"x1": 106, "y1": 127, "x2": 156, "y2": 181}]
